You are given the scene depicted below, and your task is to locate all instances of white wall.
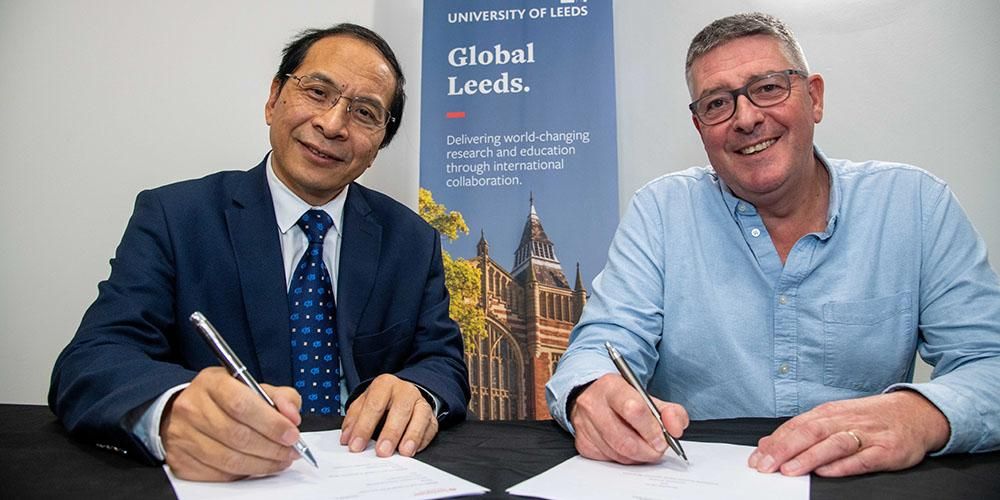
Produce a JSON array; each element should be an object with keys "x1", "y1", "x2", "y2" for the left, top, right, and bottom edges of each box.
[
  {"x1": 2, "y1": 0, "x2": 997, "y2": 404},
  {"x1": 0, "y1": 0, "x2": 376, "y2": 404}
]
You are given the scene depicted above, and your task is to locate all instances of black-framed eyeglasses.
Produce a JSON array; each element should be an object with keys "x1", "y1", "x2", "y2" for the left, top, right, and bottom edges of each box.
[
  {"x1": 689, "y1": 69, "x2": 808, "y2": 126},
  {"x1": 284, "y1": 74, "x2": 395, "y2": 130}
]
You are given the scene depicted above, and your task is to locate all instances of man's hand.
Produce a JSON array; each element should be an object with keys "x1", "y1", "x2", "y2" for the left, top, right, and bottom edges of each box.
[
  {"x1": 339, "y1": 374, "x2": 438, "y2": 458},
  {"x1": 570, "y1": 373, "x2": 689, "y2": 464},
  {"x1": 161, "y1": 367, "x2": 304, "y2": 481},
  {"x1": 749, "y1": 391, "x2": 950, "y2": 477}
]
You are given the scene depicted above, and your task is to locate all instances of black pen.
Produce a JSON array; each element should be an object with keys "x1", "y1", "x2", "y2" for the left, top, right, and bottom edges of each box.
[
  {"x1": 604, "y1": 341, "x2": 688, "y2": 463},
  {"x1": 189, "y1": 311, "x2": 318, "y2": 468}
]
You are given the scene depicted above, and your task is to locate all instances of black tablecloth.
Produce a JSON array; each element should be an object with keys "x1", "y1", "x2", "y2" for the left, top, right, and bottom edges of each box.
[{"x1": 2, "y1": 404, "x2": 998, "y2": 499}]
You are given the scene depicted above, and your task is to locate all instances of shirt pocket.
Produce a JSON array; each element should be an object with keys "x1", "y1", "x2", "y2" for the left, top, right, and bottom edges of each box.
[{"x1": 822, "y1": 291, "x2": 913, "y2": 392}]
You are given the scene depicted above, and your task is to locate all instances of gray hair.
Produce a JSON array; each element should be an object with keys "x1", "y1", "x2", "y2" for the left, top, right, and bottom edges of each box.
[{"x1": 685, "y1": 12, "x2": 809, "y2": 94}]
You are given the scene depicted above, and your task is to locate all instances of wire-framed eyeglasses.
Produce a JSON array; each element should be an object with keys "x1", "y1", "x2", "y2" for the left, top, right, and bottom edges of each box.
[{"x1": 285, "y1": 74, "x2": 394, "y2": 130}]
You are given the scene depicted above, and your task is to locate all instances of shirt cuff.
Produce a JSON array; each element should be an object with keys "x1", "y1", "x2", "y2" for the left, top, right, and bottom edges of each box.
[
  {"x1": 131, "y1": 383, "x2": 190, "y2": 462},
  {"x1": 884, "y1": 382, "x2": 960, "y2": 455},
  {"x1": 547, "y1": 369, "x2": 613, "y2": 435},
  {"x1": 413, "y1": 383, "x2": 445, "y2": 421}
]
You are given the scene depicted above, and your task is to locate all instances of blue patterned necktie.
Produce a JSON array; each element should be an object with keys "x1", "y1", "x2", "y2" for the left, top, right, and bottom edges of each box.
[{"x1": 289, "y1": 209, "x2": 339, "y2": 415}]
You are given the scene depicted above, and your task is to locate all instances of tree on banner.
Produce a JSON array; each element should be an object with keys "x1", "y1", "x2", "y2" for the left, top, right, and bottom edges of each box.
[{"x1": 419, "y1": 188, "x2": 487, "y2": 347}]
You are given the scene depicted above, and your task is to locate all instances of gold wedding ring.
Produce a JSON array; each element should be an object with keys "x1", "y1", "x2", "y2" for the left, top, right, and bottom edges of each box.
[{"x1": 846, "y1": 430, "x2": 863, "y2": 451}]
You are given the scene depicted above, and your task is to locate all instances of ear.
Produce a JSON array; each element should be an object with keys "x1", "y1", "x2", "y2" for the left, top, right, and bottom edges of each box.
[
  {"x1": 264, "y1": 78, "x2": 282, "y2": 126},
  {"x1": 807, "y1": 73, "x2": 825, "y2": 124},
  {"x1": 691, "y1": 114, "x2": 702, "y2": 134}
]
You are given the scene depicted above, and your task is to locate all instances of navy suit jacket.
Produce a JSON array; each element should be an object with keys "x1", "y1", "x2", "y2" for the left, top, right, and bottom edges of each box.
[{"x1": 49, "y1": 158, "x2": 469, "y2": 462}]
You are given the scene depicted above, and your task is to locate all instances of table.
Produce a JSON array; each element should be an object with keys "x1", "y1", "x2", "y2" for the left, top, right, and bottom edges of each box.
[{"x1": 2, "y1": 404, "x2": 998, "y2": 499}]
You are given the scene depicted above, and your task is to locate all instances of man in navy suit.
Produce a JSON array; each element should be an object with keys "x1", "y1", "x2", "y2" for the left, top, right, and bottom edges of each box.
[{"x1": 49, "y1": 23, "x2": 469, "y2": 481}]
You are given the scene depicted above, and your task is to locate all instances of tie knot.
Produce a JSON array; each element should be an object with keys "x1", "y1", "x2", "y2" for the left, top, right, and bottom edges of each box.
[{"x1": 297, "y1": 209, "x2": 333, "y2": 244}]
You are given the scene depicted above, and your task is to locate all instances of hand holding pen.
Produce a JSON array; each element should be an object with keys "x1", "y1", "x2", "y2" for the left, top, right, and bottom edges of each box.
[
  {"x1": 568, "y1": 345, "x2": 690, "y2": 465},
  {"x1": 605, "y1": 342, "x2": 688, "y2": 462},
  {"x1": 156, "y1": 312, "x2": 317, "y2": 481},
  {"x1": 190, "y1": 312, "x2": 317, "y2": 467}
]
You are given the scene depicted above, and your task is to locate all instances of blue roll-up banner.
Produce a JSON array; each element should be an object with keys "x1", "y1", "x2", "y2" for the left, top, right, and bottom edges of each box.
[{"x1": 420, "y1": 0, "x2": 617, "y2": 420}]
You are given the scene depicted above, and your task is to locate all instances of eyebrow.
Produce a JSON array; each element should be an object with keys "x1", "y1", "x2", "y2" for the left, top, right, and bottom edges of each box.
[
  {"x1": 301, "y1": 72, "x2": 339, "y2": 89},
  {"x1": 696, "y1": 69, "x2": 787, "y2": 99},
  {"x1": 301, "y1": 72, "x2": 388, "y2": 106}
]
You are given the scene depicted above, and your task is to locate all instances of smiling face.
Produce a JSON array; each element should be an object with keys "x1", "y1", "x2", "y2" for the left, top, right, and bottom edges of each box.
[
  {"x1": 265, "y1": 35, "x2": 396, "y2": 206},
  {"x1": 689, "y1": 35, "x2": 824, "y2": 207}
]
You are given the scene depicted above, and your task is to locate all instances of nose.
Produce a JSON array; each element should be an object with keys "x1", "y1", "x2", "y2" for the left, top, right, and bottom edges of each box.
[
  {"x1": 311, "y1": 97, "x2": 351, "y2": 139},
  {"x1": 730, "y1": 94, "x2": 764, "y2": 133}
]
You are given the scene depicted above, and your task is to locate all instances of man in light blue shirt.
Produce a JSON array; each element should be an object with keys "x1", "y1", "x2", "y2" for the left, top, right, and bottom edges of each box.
[{"x1": 546, "y1": 12, "x2": 1000, "y2": 477}]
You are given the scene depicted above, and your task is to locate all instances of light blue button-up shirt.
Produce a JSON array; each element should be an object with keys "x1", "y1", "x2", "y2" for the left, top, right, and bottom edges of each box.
[{"x1": 546, "y1": 147, "x2": 1000, "y2": 455}]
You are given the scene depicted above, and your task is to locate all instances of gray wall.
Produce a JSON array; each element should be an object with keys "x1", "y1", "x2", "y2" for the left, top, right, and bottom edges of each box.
[{"x1": 2, "y1": 1, "x2": 997, "y2": 404}]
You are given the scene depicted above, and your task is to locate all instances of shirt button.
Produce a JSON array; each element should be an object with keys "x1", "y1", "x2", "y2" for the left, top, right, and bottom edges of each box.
[
  {"x1": 778, "y1": 363, "x2": 790, "y2": 375},
  {"x1": 778, "y1": 295, "x2": 788, "y2": 305},
  {"x1": 750, "y1": 228, "x2": 761, "y2": 238},
  {"x1": 737, "y1": 204, "x2": 747, "y2": 213}
]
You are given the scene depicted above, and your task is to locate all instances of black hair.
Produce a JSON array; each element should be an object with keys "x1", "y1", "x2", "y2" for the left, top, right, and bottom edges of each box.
[{"x1": 276, "y1": 23, "x2": 405, "y2": 148}]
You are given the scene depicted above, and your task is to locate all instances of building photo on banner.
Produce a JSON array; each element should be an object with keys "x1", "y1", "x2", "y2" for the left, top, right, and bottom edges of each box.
[{"x1": 419, "y1": 0, "x2": 618, "y2": 421}]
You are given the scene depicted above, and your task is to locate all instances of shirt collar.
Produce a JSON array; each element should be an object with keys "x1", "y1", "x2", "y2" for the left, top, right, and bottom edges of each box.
[
  {"x1": 814, "y1": 146, "x2": 841, "y2": 239},
  {"x1": 266, "y1": 153, "x2": 347, "y2": 237},
  {"x1": 717, "y1": 174, "x2": 753, "y2": 217},
  {"x1": 716, "y1": 145, "x2": 841, "y2": 238}
]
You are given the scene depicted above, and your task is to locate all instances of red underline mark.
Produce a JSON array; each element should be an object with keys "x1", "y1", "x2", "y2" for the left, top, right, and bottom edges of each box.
[{"x1": 446, "y1": 111, "x2": 466, "y2": 119}]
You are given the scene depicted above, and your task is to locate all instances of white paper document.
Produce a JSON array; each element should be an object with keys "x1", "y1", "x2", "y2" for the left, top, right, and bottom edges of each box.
[
  {"x1": 507, "y1": 440, "x2": 809, "y2": 500},
  {"x1": 166, "y1": 429, "x2": 488, "y2": 500}
]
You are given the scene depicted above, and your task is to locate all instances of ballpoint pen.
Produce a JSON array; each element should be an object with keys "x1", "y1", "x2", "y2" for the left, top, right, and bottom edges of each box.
[
  {"x1": 189, "y1": 311, "x2": 318, "y2": 468},
  {"x1": 605, "y1": 341, "x2": 688, "y2": 463}
]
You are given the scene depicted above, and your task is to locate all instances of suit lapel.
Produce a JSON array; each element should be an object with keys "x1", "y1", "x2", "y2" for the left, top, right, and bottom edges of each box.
[
  {"x1": 338, "y1": 185, "x2": 382, "y2": 388},
  {"x1": 226, "y1": 161, "x2": 292, "y2": 385}
]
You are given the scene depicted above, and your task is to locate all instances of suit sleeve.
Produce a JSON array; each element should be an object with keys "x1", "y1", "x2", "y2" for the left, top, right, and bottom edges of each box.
[
  {"x1": 347, "y1": 228, "x2": 470, "y2": 425},
  {"x1": 48, "y1": 189, "x2": 198, "y2": 463}
]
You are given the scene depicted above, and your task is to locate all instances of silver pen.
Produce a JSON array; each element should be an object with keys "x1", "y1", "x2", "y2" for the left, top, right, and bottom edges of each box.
[
  {"x1": 189, "y1": 311, "x2": 318, "y2": 468},
  {"x1": 605, "y1": 341, "x2": 688, "y2": 462}
]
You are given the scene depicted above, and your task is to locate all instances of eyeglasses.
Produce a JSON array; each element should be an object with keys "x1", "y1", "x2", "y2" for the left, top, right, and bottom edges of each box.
[
  {"x1": 284, "y1": 74, "x2": 395, "y2": 130},
  {"x1": 689, "y1": 69, "x2": 808, "y2": 125}
]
